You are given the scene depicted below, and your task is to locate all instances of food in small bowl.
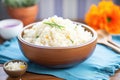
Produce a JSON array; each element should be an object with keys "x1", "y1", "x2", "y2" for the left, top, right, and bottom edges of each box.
[
  {"x1": 0, "y1": 19, "x2": 23, "y2": 40},
  {"x1": 3, "y1": 60, "x2": 27, "y2": 77},
  {"x1": 18, "y1": 16, "x2": 97, "y2": 68}
]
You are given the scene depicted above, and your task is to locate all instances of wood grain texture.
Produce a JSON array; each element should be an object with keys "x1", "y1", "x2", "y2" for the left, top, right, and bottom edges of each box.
[
  {"x1": 0, "y1": 66, "x2": 62, "y2": 80},
  {"x1": 0, "y1": 64, "x2": 120, "y2": 80}
]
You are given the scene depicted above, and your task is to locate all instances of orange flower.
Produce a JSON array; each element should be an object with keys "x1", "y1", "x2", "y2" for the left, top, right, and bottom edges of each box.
[{"x1": 85, "y1": 1, "x2": 120, "y2": 34}]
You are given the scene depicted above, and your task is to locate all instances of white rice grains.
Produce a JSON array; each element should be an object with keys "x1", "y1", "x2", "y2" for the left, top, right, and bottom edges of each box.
[
  {"x1": 5, "y1": 62, "x2": 26, "y2": 71},
  {"x1": 23, "y1": 16, "x2": 93, "y2": 47}
]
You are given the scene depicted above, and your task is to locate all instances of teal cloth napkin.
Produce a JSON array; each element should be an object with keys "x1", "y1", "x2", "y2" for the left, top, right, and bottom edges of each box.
[{"x1": 0, "y1": 35, "x2": 120, "y2": 80}]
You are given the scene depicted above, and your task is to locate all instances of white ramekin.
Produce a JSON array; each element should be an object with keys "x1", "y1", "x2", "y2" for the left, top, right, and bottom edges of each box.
[{"x1": 0, "y1": 19, "x2": 23, "y2": 39}]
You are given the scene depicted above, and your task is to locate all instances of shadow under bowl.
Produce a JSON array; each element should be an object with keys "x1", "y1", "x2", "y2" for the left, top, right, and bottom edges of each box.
[{"x1": 18, "y1": 22, "x2": 97, "y2": 68}]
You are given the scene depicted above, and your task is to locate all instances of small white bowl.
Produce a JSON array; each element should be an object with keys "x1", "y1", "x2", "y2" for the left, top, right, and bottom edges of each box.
[{"x1": 0, "y1": 19, "x2": 23, "y2": 40}]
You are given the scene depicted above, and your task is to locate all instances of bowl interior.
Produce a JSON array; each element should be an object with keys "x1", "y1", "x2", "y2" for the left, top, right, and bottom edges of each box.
[
  {"x1": 18, "y1": 22, "x2": 97, "y2": 49},
  {"x1": 0, "y1": 19, "x2": 23, "y2": 28}
]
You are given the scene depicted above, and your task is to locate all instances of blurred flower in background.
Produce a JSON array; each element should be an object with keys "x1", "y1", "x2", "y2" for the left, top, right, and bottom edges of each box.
[{"x1": 85, "y1": 0, "x2": 120, "y2": 34}]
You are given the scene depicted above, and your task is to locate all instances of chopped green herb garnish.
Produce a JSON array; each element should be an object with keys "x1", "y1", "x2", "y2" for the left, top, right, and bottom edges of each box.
[
  {"x1": 75, "y1": 26, "x2": 77, "y2": 29},
  {"x1": 44, "y1": 21, "x2": 64, "y2": 30},
  {"x1": 36, "y1": 35, "x2": 39, "y2": 38},
  {"x1": 70, "y1": 39, "x2": 74, "y2": 43}
]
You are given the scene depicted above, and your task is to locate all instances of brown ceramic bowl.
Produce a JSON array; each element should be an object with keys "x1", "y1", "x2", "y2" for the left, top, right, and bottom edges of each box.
[
  {"x1": 3, "y1": 60, "x2": 27, "y2": 77},
  {"x1": 18, "y1": 22, "x2": 97, "y2": 68}
]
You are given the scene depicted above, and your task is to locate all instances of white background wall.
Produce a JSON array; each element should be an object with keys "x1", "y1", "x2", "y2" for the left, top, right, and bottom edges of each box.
[{"x1": 37, "y1": 0, "x2": 100, "y2": 19}]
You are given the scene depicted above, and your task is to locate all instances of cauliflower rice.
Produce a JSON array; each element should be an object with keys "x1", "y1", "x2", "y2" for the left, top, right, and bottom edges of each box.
[
  {"x1": 23, "y1": 16, "x2": 93, "y2": 47},
  {"x1": 5, "y1": 62, "x2": 25, "y2": 71}
]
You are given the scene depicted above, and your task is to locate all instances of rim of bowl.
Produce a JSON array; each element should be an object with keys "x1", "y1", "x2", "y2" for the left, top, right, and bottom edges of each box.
[
  {"x1": 0, "y1": 19, "x2": 23, "y2": 29},
  {"x1": 3, "y1": 60, "x2": 27, "y2": 71},
  {"x1": 18, "y1": 22, "x2": 97, "y2": 49}
]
